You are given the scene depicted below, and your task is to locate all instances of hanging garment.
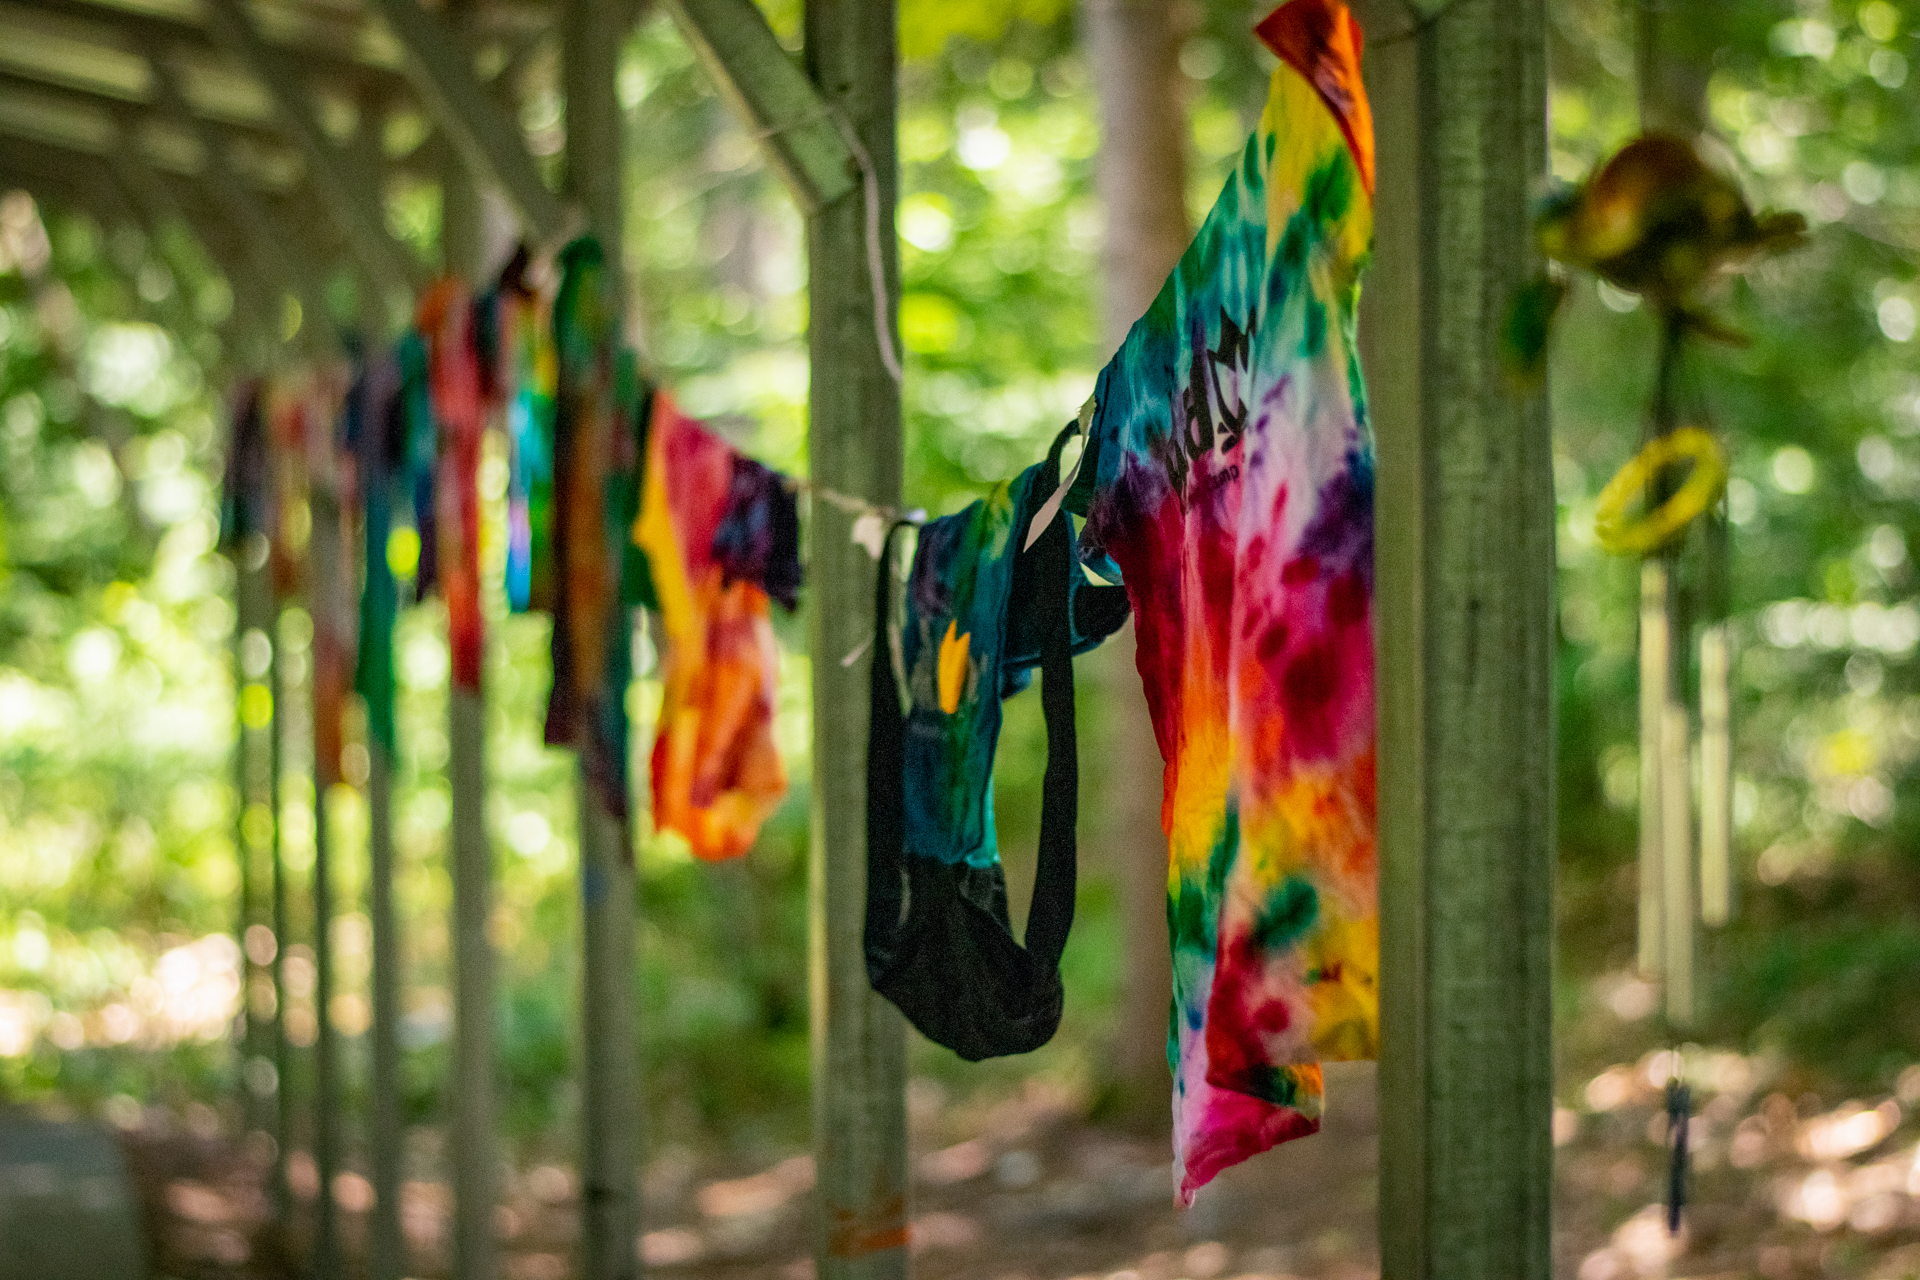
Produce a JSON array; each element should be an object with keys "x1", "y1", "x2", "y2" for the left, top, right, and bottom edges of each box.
[
  {"x1": 299, "y1": 378, "x2": 355, "y2": 792},
  {"x1": 347, "y1": 356, "x2": 404, "y2": 754},
  {"x1": 219, "y1": 380, "x2": 271, "y2": 552},
  {"x1": 419, "y1": 280, "x2": 489, "y2": 693},
  {"x1": 545, "y1": 236, "x2": 649, "y2": 815},
  {"x1": 865, "y1": 428, "x2": 1129, "y2": 1060},
  {"x1": 632, "y1": 393, "x2": 792, "y2": 860},
  {"x1": 712, "y1": 454, "x2": 803, "y2": 612},
  {"x1": 1061, "y1": 0, "x2": 1377, "y2": 1202},
  {"x1": 486, "y1": 247, "x2": 558, "y2": 614}
]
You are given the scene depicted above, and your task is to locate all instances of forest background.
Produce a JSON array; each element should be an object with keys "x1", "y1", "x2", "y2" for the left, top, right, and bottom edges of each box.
[{"x1": 0, "y1": 0, "x2": 1918, "y2": 1267}]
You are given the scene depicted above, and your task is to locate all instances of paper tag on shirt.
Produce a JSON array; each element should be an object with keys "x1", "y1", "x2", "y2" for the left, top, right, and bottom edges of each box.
[{"x1": 1023, "y1": 393, "x2": 1096, "y2": 552}]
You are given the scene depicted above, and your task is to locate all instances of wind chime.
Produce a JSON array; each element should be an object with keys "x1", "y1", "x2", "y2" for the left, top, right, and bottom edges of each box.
[{"x1": 1510, "y1": 131, "x2": 1806, "y2": 1231}]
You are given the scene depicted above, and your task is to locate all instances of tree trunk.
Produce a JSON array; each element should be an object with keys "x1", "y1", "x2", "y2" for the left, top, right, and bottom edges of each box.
[{"x1": 1082, "y1": 0, "x2": 1190, "y2": 1126}]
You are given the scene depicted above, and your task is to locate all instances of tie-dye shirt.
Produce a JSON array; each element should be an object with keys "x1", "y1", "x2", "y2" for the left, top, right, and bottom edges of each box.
[
  {"x1": 632, "y1": 394, "x2": 789, "y2": 859},
  {"x1": 1064, "y1": 0, "x2": 1377, "y2": 1202}
]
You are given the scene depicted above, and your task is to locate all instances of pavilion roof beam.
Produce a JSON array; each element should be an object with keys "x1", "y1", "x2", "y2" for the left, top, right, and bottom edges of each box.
[
  {"x1": 359, "y1": 0, "x2": 567, "y2": 243},
  {"x1": 0, "y1": 69, "x2": 291, "y2": 162},
  {"x1": 4, "y1": 0, "x2": 413, "y2": 97},
  {"x1": 199, "y1": 0, "x2": 428, "y2": 304},
  {"x1": 104, "y1": 122, "x2": 267, "y2": 332},
  {"x1": 147, "y1": 64, "x2": 342, "y2": 353},
  {"x1": 0, "y1": 84, "x2": 113, "y2": 155},
  {"x1": 663, "y1": 0, "x2": 854, "y2": 216},
  {"x1": 0, "y1": 67, "x2": 445, "y2": 196}
]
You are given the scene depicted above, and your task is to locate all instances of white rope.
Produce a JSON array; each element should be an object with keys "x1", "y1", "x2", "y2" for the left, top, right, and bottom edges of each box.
[{"x1": 825, "y1": 105, "x2": 905, "y2": 386}]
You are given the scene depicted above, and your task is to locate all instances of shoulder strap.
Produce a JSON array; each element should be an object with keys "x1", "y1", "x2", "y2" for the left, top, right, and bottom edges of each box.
[
  {"x1": 1017, "y1": 427, "x2": 1080, "y2": 970},
  {"x1": 863, "y1": 521, "x2": 910, "y2": 978}
]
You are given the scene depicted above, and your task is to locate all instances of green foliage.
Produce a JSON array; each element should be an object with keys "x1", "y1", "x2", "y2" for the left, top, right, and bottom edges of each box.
[
  {"x1": 4, "y1": 0, "x2": 1919, "y2": 1166},
  {"x1": 1551, "y1": 0, "x2": 1920, "y2": 1091}
]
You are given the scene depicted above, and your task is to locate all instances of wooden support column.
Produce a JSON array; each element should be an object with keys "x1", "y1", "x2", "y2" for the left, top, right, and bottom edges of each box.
[
  {"x1": 309, "y1": 431, "x2": 349, "y2": 1280},
  {"x1": 269, "y1": 598, "x2": 295, "y2": 1219},
  {"x1": 564, "y1": 0, "x2": 640, "y2": 1275},
  {"x1": 802, "y1": 3, "x2": 907, "y2": 1277},
  {"x1": 440, "y1": 130, "x2": 500, "y2": 1280},
  {"x1": 235, "y1": 532, "x2": 276, "y2": 1139},
  {"x1": 1358, "y1": 1, "x2": 1554, "y2": 1276},
  {"x1": 361, "y1": 366, "x2": 405, "y2": 1280}
]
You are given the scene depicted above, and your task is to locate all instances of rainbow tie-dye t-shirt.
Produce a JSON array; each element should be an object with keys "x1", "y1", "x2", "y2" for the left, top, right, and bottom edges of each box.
[{"x1": 1064, "y1": 0, "x2": 1377, "y2": 1201}]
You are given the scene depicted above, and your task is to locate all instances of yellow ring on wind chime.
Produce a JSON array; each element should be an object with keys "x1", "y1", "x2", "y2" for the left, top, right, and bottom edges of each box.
[{"x1": 1593, "y1": 425, "x2": 1729, "y2": 555}]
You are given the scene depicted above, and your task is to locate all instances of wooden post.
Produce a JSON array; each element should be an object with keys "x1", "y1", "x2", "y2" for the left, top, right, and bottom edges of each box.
[
  {"x1": 270, "y1": 601, "x2": 295, "y2": 1219},
  {"x1": 309, "y1": 425, "x2": 348, "y2": 1280},
  {"x1": 358, "y1": 251, "x2": 406, "y2": 1280},
  {"x1": 441, "y1": 138, "x2": 501, "y2": 1280},
  {"x1": 235, "y1": 533, "x2": 276, "y2": 1138},
  {"x1": 802, "y1": 2, "x2": 908, "y2": 1276},
  {"x1": 564, "y1": 0, "x2": 641, "y2": 1274},
  {"x1": 1359, "y1": 1, "x2": 1555, "y2": 1276}
]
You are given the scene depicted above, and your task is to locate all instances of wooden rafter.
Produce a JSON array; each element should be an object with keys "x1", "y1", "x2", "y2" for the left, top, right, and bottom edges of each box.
[
  {"x1": 665, "y1": 0, "x2": 854, "y2": 216},
  {"x1": 199, "y1": 0, "x2": 426, "y2": 299},
  {"x1": 5, "y1": 0, "x2": 412, "y2": 95},
  {"x1": 149, "y1": 60, "x2": 342, "y2": 350},
  {"x1": 361, "y1": 0, "x2": 565, "y2": 242},
  {"x1": 0, "y1": 68, "x2": 291, "y2": 165}
]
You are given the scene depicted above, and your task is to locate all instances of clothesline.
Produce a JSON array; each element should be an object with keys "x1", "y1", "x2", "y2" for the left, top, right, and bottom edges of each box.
[{"x1": 218, "y1": 0, "x2": 1384, "y2": 1212}]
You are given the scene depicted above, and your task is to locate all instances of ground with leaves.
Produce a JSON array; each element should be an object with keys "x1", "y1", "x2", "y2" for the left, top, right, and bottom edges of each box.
[{"x1": 112, "y1": 1040, "x2": 1920, "y2": 1280}]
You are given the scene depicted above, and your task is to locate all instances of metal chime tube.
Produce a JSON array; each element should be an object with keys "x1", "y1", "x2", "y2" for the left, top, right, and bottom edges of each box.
[
  {"x1": 1638, "y1": 559, "x2": 1669, "y2": 976},
  {"x1": 1698, "y1": 623, "x2": 1732, "y2": 928},
  {"x1": 1660, "y1": 699, "x2": 1694, "y2": 1027}
]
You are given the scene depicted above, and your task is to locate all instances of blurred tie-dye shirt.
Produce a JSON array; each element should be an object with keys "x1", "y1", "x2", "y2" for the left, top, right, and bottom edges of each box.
[
  {"x1": 633, "y1": 394, "x2": 789, "y2": 860},
  {"x1": 1065, "y1": 0, "x2": 1377, "y2": 1202}
]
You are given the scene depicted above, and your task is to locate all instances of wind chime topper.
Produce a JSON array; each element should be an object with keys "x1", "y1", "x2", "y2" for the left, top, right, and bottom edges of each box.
[{"x1": 1507, "y1": 131, "x2": 1808, "y2": 384}]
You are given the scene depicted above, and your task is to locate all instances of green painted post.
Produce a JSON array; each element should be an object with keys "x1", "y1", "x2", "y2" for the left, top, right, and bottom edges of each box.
[
  {"x1": 440, "y1": 138, "x2": 503, "y2": 1280},
  {"x1": 271, "y1": 600, "x2": 295, "y2": 1220},
  {"x1": 564, "y1": 0, "x2": 642, "y2": 1274},
  {"x1": 310, "y1": 463, "x2": 347, "y2": 1280},
  {"x1": 1360, "y1": 1, "x2": 1555, "y2": 1276},
  {"x1": 234, "y1": 534, "x2": 276, "y2": 1139},
  {"x1": 802, "y1": 2, "x2": 909, "y2": 1277},
  {"x1": 359, "y1": 261, "x2": 406, "y2": 1280}
]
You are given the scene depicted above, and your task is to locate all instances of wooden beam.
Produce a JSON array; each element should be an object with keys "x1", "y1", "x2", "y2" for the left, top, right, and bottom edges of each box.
[
  {"x1": 0, "y1": 69, "x2": 295, "y2": 167},
  {"x1": 435, "y1": 102, "x2": 503, "y2": 1280},
  {"x1": 1357, "y1": 0, "x2": 1555, "y2": 1275},
  {"x1": 801, "y1": 0, "x2": 906, "y2": 1276},
  {"x1": 563, "y1": 0, "x2": 642, "y2": 1270},
  {"x1": 198, "y1": 0, "x2": 427, "y2": 303},
  {"x1": 0, "y1": 84, "x2": 114, "y2": 153},
  {"x1": 145, "y1": 72, "x2": 342, "y2": 353},
  {"x1": 359, "y1": 0, "x2": 567, "y2": 242},
  {"x1": 1, "y1": 0, "x2": 413, "y2": 95},
  {"x1": 104, "y1": 138, "x2": 283, "y2": 370},
  {"x1": 665, "y1": 0, "x2": 854, "y2": 216}
]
